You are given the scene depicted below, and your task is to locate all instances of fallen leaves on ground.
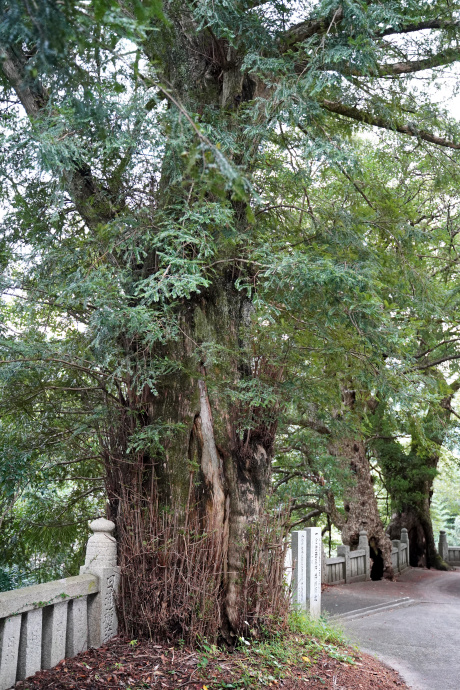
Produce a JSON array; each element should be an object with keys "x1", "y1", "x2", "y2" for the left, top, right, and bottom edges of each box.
[{"x1": 14, "y1": 636, "x2": 408, "y2": 689}]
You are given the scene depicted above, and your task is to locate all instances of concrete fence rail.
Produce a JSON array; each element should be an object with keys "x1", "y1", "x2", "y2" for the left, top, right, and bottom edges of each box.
[
  {"x1": 438, "y1": 531, "x2": 460, "y2": 566},
  {"x1": 0, "y1": 518, "x2": 119, "y2": 690}
]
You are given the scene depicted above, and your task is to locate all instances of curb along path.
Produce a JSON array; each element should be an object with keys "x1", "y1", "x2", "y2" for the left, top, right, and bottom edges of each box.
[{"x1": 322, "y1": 568, "x2": 460, "y2": 690}]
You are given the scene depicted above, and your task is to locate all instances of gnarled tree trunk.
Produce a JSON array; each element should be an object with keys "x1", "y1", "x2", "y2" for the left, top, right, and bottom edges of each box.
[
  {"x1": 385, "y1": 446, "x2": 447, "y2": 570},
  {"x1": 379, "y1": 386, "x2": 458, "y2": 571},
  {"x1": 329, "y1": 389, "x2": 394, "y2": 578},
  {"x1": 330, "y1": 436, "x2": 394, "y2": 578},
  {"x1": 105, "y1": 245, "x2": 283, "y2": 643}
]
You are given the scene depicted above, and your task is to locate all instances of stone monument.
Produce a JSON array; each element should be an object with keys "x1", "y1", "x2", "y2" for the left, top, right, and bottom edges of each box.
[{"x1": 291, "y1": 528, "x2": 322, "y2": 619}]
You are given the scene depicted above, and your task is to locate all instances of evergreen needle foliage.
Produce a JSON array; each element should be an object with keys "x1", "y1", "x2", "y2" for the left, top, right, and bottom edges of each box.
[{"x1": 2, "y1": 0, "x2": 460, "y2": 639}]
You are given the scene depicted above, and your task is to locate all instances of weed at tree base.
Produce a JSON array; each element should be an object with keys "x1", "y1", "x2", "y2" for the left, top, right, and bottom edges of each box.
[{"x1": 195, "y1": 612, "x2": 357, "y2": 689}]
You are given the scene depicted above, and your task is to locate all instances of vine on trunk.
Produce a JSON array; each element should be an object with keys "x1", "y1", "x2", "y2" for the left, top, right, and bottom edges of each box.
[{"x1": 105, "y1": 419, "x2": 290, "y2": 645}]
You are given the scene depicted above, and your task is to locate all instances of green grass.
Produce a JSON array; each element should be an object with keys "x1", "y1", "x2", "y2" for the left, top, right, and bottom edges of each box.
[{"x1": 197, "y1": 613, "x2": 357, "y2": 689}]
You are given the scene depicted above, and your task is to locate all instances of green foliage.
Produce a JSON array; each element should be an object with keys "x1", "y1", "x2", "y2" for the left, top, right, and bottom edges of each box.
[
  {"x1": 190, "y1": 612, "x2": 353, "y2": 689},
  {"x1": 431, "y1": 451, "x2": 460, "y2": 543},
  {"x1": 2, "y1": 0, "x2": 460, "y2": 590}
]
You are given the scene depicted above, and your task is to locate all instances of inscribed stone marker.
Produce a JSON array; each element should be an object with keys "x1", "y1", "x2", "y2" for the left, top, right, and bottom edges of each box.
[
  {"x1": 0, "y1": 614, "x2": 22, "y2": 690},
  {"x1": 305, "y1": 527, "x2": 322, "y2": 619},
  {"x1": 291, "y1": 529, "x2": 322, "y2": 619},
  {"x1": 291, "y1": 531, "x2": 307, "y2": 610}
]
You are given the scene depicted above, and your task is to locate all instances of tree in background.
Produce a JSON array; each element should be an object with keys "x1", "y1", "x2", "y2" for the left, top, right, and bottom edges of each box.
[
  {"x1": 273, "y1": 135, "x2": 460, "y2": 575},
  {"x1": 431, "y1": 451, "x2": 460, "y2": 545},
  {"x1": 2, "y1": 0, "x2": 460, "y2": 642}
]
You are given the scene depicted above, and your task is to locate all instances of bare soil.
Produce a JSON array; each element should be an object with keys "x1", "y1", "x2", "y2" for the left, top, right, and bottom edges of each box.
[{"x1": 14, "y1": 636, "x2": 407, "y2": 690}]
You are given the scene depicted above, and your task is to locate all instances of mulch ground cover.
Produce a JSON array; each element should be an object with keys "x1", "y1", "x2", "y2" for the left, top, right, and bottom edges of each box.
[{"x1": 14, "y1": 636, "x2": 408, "y2": 690}]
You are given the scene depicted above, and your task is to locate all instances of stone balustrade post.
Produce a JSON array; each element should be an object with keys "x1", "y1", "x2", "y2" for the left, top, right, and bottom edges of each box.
[
  {"x1": 392, "y1": 540, "x2": 401, "y2": 573},
  {"x1": 438, "y1": 530, "x2": 449, "y2": 563},
  {"x1": 80, "y1": 518, "x2": 120, "y2": 647},
  {"x1": 358, "y1": 530, "x2": 371, "y2": 580},
  {"x1": 337, "y1": 544, "x2": 350, "y2": 584},
  {"x1": 401, "y1": 528, "x2": 410, "y2": 568}
]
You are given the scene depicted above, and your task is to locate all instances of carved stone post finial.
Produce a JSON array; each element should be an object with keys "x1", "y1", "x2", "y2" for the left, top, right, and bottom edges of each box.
[
  {"x1": 80, "y1": 518, "x2": 120, "y2": 647},
  {"x1": 84, "y1": 518, "x2": 117, "y2": 569}
]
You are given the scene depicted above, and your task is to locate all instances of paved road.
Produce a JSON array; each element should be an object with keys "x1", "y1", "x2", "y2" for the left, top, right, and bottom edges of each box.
[{"x1": 322, "y1": 568, "x2": 460, "y2": 690}]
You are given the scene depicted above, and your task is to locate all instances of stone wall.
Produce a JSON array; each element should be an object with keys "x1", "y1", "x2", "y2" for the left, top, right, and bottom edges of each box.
[
  {"x1": 323, "y1": 529, "x2": 410, "y2": 585},
  {"x1": 0, "y1": 518, "x2": 119, "y2": 690},
  {"x1": 438, "y1": 531, "x2": 460, "y2": 566}
]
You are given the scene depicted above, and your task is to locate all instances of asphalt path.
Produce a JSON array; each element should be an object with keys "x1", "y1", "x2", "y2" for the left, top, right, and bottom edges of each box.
[{"x1": 321, "y1": 568, "x2": 460, "y2": 690}]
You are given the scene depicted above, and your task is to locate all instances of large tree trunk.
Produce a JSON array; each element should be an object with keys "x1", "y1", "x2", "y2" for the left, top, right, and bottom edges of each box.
[
  {"x1": 330, "y1": 436, "x2": 394, "y2": 578},
  {"x1": 105, "y1": 251, "x2": 284, "y2": 644},
  {"x1": 328, "y1": 389, "x2": 394, "y2": 577},
  {"x1": 104, "y1": 8, "x2": 288, "y2": 644},
  {"x1": 378, "y1": 388, "x2": 458, "y2": 571},
  {"x1": 386, "y1": 448, "x2": 447, "y2": 570}
]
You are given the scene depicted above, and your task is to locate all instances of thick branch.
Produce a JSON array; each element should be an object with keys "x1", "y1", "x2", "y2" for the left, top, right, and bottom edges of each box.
[
  {"x1": 377, "y1": 48, "x2": 460, "y2": 76},
  {"x1": 380, "y1": 19, "x2": 460, "y2": 37},
  {"x1": 284, "y1": 417, "x2": 331, "y2": 435},
  {"x1": 0, "y1": 44, "x2": 120, "y2": 228},
  {"x1": 281, "y1": 7, "x2": 344, "y2": 49},
  {"x1": 321, "y1": 100, "x2": 460, "y2": 150},
  {"x1": 290, "y1": 509, "x2": 323, "y2": 529},
  {"x1": 281, "y1": 7, "x2": 460, "y2": 49}
]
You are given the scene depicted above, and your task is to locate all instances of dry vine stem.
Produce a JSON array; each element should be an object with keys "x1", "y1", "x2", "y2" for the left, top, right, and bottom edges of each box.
[{"x1": 104, "y1": 422, "x2": 290, "y2": 645}]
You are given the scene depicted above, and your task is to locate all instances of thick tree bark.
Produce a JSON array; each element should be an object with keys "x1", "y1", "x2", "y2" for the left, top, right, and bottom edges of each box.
[
  {"x1": 381, "y1": 385, "x2": 458, "y2": 571},
  {"x1": 127, "y1": 10, "x2": 281, "y2": 637},
  {"x1": 105, "y1": 271, "x2": 281, "y2": 642},
  {"x1": 328, "y1": 390, "x2": 394, "y2": 578},
  {"x1": 384, "y1": 446, "x2": 448, "y2": 569},
  {"x1": 387, "y1": 503, "x2": 447, "y2": 570},
  {"x1": 330, "y1": 436, "x2": 394, "y2": 578}
]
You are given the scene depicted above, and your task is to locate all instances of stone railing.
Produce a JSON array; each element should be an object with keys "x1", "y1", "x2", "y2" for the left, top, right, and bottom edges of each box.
[
  {"x1": 391, "y1": 532, "x2": 410, "y2": 574},
  {"x1": 0, "y1": 518, "x2": 119, "y2": 690},
  {"x1": 438, "y1": 531, "x2": 460, "y2": 566},
  {"x1": 285, "y1": 527, "x2": 410, "y2": 617},
  {"x1": 323, "y1": 528, "x2": 410, "y2": 585}
]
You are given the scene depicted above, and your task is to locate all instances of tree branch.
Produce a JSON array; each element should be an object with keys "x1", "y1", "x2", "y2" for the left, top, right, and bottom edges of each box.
[
  {"x1": 280, "y1": 7, "x2": 344, "y2": 49},
  {"x1": 379, "y1": 19, "x2": 460, "y2": 37},
  {"x1": 377, "y1": 48, "x2": 460, "y2": 76},
  {"x1": 415, "y1": 338, "x2": 460, "y2": 359},
  {"x1": 0, "y1": 44, "x2": 121, "y2": 228},
  {"x1": 321, "y1": 100, "x2": 460, "y2": 150},
  {"x1": 414, "y1": 353, "x2": 460, "y2": 370},
  {"x1": 290, "y1": 509, "x2": 323, "y2": 529},
  {"x1": 281, "y1": 7, "x2": 460, "y2": 49}
]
